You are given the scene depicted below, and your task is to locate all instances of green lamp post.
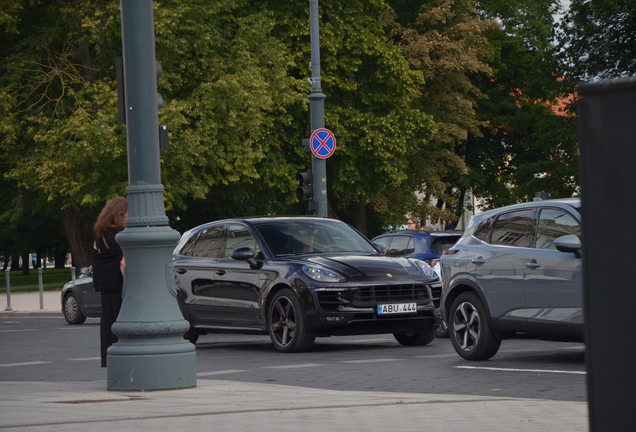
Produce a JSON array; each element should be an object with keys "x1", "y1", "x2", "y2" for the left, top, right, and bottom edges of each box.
[{"x1": 107, "y1": 0, "x2": 196, "y2": 391}]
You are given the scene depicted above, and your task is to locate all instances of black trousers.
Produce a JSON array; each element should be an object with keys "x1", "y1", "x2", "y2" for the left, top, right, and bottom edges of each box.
[{"x1": 100, "y1": 290, "x2": 123, "y2": 367}]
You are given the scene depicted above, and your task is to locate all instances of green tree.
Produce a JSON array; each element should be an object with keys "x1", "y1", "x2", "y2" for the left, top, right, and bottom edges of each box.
[
  {"x1": 458, "y1": 0, "x2": 579, "y2": 210},
  {"x1": 387, "y1": 0, "x2": 495, "y2": 221},
  {"x1": 0, "y1": 1, "x2": 308, "y2": 266},
  {"x1": 560, "y1": 0, "x2": 636, "y2": 80}
]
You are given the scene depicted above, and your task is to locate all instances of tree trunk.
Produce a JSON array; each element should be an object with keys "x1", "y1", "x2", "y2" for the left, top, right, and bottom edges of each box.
[
  {"x1": 60, "y1": 207, "x2": 98, "y2": 270},
  {"x1": 21, "y1": 251, "x2": 30, "y2": 275},
  {"x1": 53, "y1": 247, "x2": 68, "y2": 269},
  {"x1": 352, "y1": 200, "x2": 367, "y2": 237},
  {"x1": 10, "y1": 256, "x2": 20, "y2": 271}
]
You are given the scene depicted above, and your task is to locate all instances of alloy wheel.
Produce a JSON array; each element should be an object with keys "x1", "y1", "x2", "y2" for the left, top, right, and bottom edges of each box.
[{"x1": 452, "y1": 301, "x2": 480, "y2": 351}]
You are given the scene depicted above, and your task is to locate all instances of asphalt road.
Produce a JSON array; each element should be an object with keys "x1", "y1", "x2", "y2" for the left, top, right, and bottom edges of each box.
[{"x1": 0, "y1": 317, "x2": 587, "y2": 403}]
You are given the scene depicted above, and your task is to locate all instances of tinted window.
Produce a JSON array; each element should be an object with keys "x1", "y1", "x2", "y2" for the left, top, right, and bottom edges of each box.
[
  {"x1": 535, "y1": 208, "x2": 581, "y2": 250},
  {"x1": 430, "y1": 236, "x2": 461, "y2": 255},
  {"x1": 386, "y1": 236, "x2": 414, "y2": 257},
  {"x1": 490, "y1": 210, "x2": 535, "y2": 248},
  {"x1": 256, "y1": 220, "x2": 376, "y2": 256},
  {"x1": 224, "y1": 224, "x2": 262, "y2": 258},
  {"x1": 192, "y1": 225, "x2": 225, "y2": 258},
  {"x1": 373, "y1": 236, "x2": 391, "y2": 253},
  {"x1": 472, "y1": 217, "x2": 494, "y2": 242},
  {"x1": 179, "y1": 232, "x2": 199, "y2": 256}
]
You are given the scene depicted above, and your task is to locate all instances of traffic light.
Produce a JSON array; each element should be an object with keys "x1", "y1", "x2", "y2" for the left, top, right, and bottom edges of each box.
[{"x1": 296, "y1": 171, "x2": 313, "y2": 201}]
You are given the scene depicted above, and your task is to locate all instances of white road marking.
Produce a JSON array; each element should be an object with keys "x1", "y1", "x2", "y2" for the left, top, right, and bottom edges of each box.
[
  {"x1": 0, "y1": 361, "x2": 51, "y2": 367},
  {"x1": 197, "y1": 369, "x2": 250, "y2": 376},
  {"x1": 455, "y1": 365, "x2": 586, "y2": 375},
  {"x1": 263, "y1": 363, "x2": 327, "y2": 369},
  {"x1": 0, "y1": 329, "x2": 37, "y2": 332},
  {"x1": 340, "y1": 358, "x2": 400, "y2": 364}
]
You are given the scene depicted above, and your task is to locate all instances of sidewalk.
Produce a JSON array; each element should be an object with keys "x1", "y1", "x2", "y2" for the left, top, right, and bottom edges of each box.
[
  {"x1": 0, "y1": 290, "x2": 590, "y2": 431},
  {"x1": 0, "y1": 289, "x2": 63, "y2": 317}
]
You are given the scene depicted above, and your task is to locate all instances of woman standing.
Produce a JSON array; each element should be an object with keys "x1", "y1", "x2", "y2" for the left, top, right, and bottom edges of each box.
[{"x1": 92, "y1": 197, "x2": 127, "y2": 367}]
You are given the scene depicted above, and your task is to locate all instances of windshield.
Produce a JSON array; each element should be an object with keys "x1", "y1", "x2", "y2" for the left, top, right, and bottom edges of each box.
[{"x1": 256, "y1": 220, "x2": 377, "y2": 256}]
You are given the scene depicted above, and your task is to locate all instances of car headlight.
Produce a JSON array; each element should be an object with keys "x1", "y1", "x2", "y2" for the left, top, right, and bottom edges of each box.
[
  {"x1": 410, "y1": 259, "x2": 438, "y2": 280},
  {"x1": 302, "y1": 265, "x2": 347, "y2": 282}
]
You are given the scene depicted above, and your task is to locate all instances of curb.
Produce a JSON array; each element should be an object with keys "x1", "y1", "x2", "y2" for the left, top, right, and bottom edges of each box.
[{"x1": 0, "y1": 311, "x2": 64, "y2": 318}]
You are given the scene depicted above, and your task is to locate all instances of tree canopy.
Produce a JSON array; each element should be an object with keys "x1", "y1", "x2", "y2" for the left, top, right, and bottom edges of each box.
[{"x1": 0, "y1": 0, "x2": 622, "y2": 266}]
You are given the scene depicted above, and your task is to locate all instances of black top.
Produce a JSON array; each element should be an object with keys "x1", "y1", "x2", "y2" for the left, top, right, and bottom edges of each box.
[{"x1": 92, "y1": 227, "x2": 124, "y2": 293}]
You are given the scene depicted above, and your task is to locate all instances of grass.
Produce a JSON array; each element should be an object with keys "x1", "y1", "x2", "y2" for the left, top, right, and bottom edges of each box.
[{"x1": 2, "y1": 268, "x2": 74, "y2": 292}]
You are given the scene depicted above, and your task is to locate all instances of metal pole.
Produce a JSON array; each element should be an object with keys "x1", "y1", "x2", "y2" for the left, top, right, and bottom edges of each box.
[
  {"x1": 38, "y1": 268, "x2": 43, "y2": 310},
  {"x1": 4, "y1": 270, "x2": 11, "y2": 312},
  {"x1": 308, "y1": 0, "x2": 328, "y2": 218},
  {"x1": 71, "y1": 267, "x2": 76, "y2": 281},
  {"x1": 108, "y1": 0, "x2": 196, "y2": 391}
]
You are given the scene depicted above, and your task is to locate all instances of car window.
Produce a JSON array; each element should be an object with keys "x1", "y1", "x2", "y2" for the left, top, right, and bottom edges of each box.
[
  {"x1": 430, "y1": 236, "x2": 461, "y2": 255},
  {"x1": 386, "y1": 236, "x2": 414, "y2": 257},
  {"x1": 192, "y1": 225, "x2": 225, "y2": 258},
  {"x1": 256, "y1": 220, "x2": 376, "y2": 256},
  {"x1": 224, "y1": 224, "x2": 262, "y2": 258},
  {"x1": 535, "y1": 208, "x2": 581, "y2": 250},
  {"x1": 373, "y1": 236, "x2": 391, "y2": 253},
  {"x1": 490, "y1": 210, "x2": 535, "y2": 248},
  {"x1": 472, "y1": 217, "x2": 493, "y2": 242},
  {"x1": 179, "y1": 232, "x2": 199, "y2": 256}
]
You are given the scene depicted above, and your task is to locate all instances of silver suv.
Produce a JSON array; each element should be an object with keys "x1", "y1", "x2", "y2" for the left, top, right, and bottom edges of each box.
[{"x1": 440, "y1": 198, "x2": 582, "y2": 360}]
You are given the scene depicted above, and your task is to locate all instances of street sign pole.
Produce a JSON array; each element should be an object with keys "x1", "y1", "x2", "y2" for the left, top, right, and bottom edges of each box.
[
  {"x1": 108, "y1": 0, "x2": 196, "y2": 391},
  {"x1": 308, "y1": 0, "x2": 328, "y2": 218}
]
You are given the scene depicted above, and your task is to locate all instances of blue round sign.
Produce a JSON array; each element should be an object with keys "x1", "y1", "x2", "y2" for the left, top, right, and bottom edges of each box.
[{"x1": 310, "y1": 128, "x2": 336, "y2": 159}]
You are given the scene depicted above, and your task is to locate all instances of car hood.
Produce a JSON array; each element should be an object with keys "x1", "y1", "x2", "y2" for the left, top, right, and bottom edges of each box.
[{"x1": 300, "y1": 254, "x2": 424, "y2": 282}]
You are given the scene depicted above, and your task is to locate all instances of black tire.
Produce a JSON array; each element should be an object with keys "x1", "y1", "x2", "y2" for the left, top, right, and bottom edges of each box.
[
  {"x1": 435, "y1": 318, "x2": 450, "y2": 338},
  {"x1": 63, "y1": 293, "x2": 86, "y2": 325},
  {"x1": 184, "y1": 329, "x2": 199, "y2": 345},
  {"x1": 393, "y1": 329, "x2": 436, "y2": 346},
  {"x1": 267, "y1": 288, "x2": 315, "y2": 353},
  {"x1": 449, "y1": 292, "x2": 501, "y2": 360}
]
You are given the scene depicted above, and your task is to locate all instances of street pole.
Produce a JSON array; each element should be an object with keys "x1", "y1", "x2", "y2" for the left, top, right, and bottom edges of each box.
[
  {"x1": 108, "y1": 0, "x2": 196, "y2": 391},
  {"x1": 308, "y1": 0, "x2": 328, "y2": 218}
]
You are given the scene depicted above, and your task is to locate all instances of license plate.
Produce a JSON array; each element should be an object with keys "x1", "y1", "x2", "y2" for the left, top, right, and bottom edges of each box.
[{"x1": 377, "y1": 303, "x2": 417, "y2": 315}]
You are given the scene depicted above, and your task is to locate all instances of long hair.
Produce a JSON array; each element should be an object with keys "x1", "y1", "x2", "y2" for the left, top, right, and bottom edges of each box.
[{"x1": 93, "y1": 197, "x2": 128, "y2": 237}]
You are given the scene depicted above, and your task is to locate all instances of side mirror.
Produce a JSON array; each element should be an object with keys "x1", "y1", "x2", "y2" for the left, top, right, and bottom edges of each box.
[
  {"x1": 231, "y1": 247, "x2": 263, "y2": 269},
  {"x1": 554, "y1": 235, "x2": 582, "y2": 259},
  {"x1": 80, "y1": 267, "x2": 91, "y2": 277}
]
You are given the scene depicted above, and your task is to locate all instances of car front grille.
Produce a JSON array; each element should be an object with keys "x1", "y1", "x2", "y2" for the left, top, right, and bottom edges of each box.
[
  {"x1": 429, "y1": 282, "x2": 441, "y2": 308},
  {"x1": 316, "y1": 283, "x2": 432, "y2": 312}
]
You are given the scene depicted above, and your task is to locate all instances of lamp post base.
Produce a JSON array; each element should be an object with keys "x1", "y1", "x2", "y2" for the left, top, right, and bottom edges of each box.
[{"x1": 106, "y1": 226, "x2": 197, "y2": 391}]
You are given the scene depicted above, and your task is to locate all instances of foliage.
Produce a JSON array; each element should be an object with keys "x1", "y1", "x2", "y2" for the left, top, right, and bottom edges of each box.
[
  {"x1": 0, "y1": 0, "x2": 599, "y2": 260},
  {"x1": 456, "y1": 0, "x2": 579, "y2": 210},
  {"x1": 387, "y1": 0, "x2": 495, "y2": 220},
  {"x1": 560, "y1": 0, "x2": 636, "y2": 80}
]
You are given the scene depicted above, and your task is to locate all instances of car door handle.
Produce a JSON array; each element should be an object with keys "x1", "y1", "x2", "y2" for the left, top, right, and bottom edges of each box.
[
  {"x1": 175, "y1": 268, "x2": 187, "y2": 274},
  {"x1": 525, "y1": 260, "x2": 541, "y2": 269},
  {"x1": 471, "y1": 257, "x2": 485, "y2": 265},
  {"x1": 215, "y1": 270, "x2": 226, "y2": 276}
]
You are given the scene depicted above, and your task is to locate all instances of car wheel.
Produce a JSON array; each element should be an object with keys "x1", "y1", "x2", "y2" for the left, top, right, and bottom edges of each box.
[
  {"x1": 268, "y1": 289, "x2": 315, "y2": 353},
  {"x1": 449, "y1": 292, "x2": 501, "y2": 360},
  {"x1": 435, "y1": 318, "x2": 450, "y2": 338},
  {"x1": 393, "y1": 329, "x2": 436, "y2": 346},
  {"x1": 63, "y1": 293, "x2": 86, "y2": 325},
  {"x1": 184, "y1": 329, "x2": 199, "y2": 345}
]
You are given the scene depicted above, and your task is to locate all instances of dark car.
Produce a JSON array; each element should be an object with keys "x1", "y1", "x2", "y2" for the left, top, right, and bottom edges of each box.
[
  {"x1": 372, "y1": 229, "x2": 462, "y2": 337},
  {"x1": 173, "y1": 217, "x2": 441, "y2": 352},
  {"x1": 440, "y1": 198, "x2": 582, "y2": 360},
  {"x1": 61, "y1": 266, "x2": 101, "y2": 324}
]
